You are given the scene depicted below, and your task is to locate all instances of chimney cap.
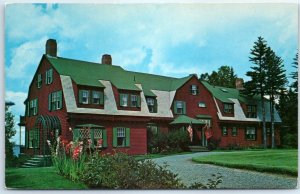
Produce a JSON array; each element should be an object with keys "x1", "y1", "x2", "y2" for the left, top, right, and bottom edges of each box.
[{"x1": 101, "y1": 54, "x2": 112, "y2": 65}]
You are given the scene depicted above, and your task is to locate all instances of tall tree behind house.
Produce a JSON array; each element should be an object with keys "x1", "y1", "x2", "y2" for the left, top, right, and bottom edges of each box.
[
  {"x1": 244, "y1": 36, "x2": 268, "y2": 149},
  {"x1": 265, "y1": 47, "x2": 287, "y2": 148}
]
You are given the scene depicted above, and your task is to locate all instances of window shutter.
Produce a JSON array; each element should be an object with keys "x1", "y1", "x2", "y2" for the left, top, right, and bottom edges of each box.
[
  {"x1": 154, "y1": 98, "x2": 158, "y2": 113},
  {"x1": 137, "y1": 95, "x2": 141, "y2": 108},
  {"x1": 73, "y1": 128, "x2": 79, "y2": 141},
  {"x1": 197, "y1": 86, "x2": 199, "y2": 95},
  {"x1": 125, "y1": 128, "x2": 130, "y2": 147},
  {"x1": 58, "y1": 90, "x2": 63, "y2": 109},
  {"x1": 113, "y1": 127, "x2": 117, "y2": 147},
  {"x1": 36, "y1": 99, "x2": 39, "y2": 115},
  {"x1": 48, "y1": 93, "x2": 52, "y2": 111},
  {"x1": 119, "y1": 93, "x2": 124, "y2": 106},
  {"x1": 102, "y1": 129, "x2": 107, "y2": 147},
  {"x1": 183, "y1": 101, "x2": 186, "y2": 114},
  {"x1": 99, "y1": 91, "x2": 104, "y2": 105},
  {"x1": 45, "y1": 71, "x2": 48, "y2": 84},
  {"x1": 173, "y1": 100, "x2": 178, "y2": 114},
  {"x1": 79, "y1": 90, "x2": 83, "y2": 104},
  {"x1": 26, "y1": 101, "x2": 30, "y2": 116},
  {"x1": 25, "y1": 130, "x2": 28, "y2": 148}
]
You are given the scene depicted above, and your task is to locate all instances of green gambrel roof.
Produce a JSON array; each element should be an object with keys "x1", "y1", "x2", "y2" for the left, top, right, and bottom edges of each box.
[
  {"x1": 46, "y1": 55, "x2": 193, "y2": 93},
  {"x1": 201, "y1": 81, "x2": 259, "y2": 104},
  {"x1": 170, "y1": 115, "x2": 206, "y2": 125}
]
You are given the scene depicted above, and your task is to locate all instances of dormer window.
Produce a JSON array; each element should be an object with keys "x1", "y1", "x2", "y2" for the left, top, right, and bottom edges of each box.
[
  {"x1": 92, "y1": 91, "x2": 101, "y2": 104},
  {"x1": 146, "y1": 97, "x2": 157, "y2": 113},
  {"x1": 224, "y1": 103, "x2": 233, "y2": 113},
  {"x1": 120, "y1": 93, "x2": 129, "y2": 107},
  {"x1": 190, "y1": 85, "x2": 199, "y2": 95},
  {"x1": 246, "y1": 105, "x2": 257, "y2": 118},
  {"x1": 120, "y1": 93, "x2": 140, "y2": 108},
  {"x1": 131, "y1": 95, "x2": 138, "y2": 107},
  {"x1": 81, "y1": 90, "x2": 89, "y2": 104}
]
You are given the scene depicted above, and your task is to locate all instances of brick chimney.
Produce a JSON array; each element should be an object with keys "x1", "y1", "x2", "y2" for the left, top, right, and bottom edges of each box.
[
  {"x1": 45, "y1": 39, "x2": 57, "y2": 57},
  {"x1": 235, "y1": 78, "x2": 244, "y2": 90},
  {"x1": 101, "y1": 54, "x2": 112, "y2": 65}
]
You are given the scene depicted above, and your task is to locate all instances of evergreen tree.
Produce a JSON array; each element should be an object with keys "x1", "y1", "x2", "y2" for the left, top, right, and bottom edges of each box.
[
  {"x1": 199, "y1": 65, "x2": 237, "y2": 88},
  {"x1": 244, "y1": 36, "x2": 268, "y2": 149},
  {"x1": 290, "y1": 53, "x2": 298, "y2": 92},
  {"x1": 265, "y1": 47, "x2": 287, "y2": 148}
]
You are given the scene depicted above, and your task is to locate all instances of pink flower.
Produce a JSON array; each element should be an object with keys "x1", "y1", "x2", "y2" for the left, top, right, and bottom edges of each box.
[{"x1": 97, "y1": 138, "x2": 103, "y2": 147}]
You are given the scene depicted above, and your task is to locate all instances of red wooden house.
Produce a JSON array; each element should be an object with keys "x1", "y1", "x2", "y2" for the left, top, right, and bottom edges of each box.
[{"x1": 23, "y1": 39, "x2": 281, "y2": 156}]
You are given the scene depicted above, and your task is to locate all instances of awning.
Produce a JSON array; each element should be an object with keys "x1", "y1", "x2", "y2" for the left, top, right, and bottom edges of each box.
[
  {"x1": 170, "y1": 115, "x2": 206, "y2": 125},
  {"x1": 76, "y1": 124, "x2": 104, "y2": 128},
  {"x1": 196, "y1": 114, "x2": 212, "y2": 119}
]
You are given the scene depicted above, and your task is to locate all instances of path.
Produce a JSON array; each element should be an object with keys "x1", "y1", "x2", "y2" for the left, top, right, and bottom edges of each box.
[{"x1": 151, "y1": 152, "x2": 298, "y2": 189}]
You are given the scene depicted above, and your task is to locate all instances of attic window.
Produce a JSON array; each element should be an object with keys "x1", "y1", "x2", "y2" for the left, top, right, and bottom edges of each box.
[{"x1": 220, "y1": 88, "x2": 228, "y2": 93}]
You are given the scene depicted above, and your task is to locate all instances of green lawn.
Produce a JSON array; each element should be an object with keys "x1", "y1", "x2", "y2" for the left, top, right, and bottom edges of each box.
[
  {"x1": 135, "y1": 151, "x2": 193, "y2": 161},
  {"x1": 5, "y1": 167, "x2": 88, "y2": 189},
  {"x1": 192, "y1": 149, "x2": 298, "y2": 176}
]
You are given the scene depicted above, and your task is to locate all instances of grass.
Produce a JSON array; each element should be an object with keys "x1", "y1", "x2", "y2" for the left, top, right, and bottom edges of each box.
[
  {"x1": 192, "y1": 149, "x2": 298, "y2": 176},
  {"x1": 5, "y1": 167, "x2": 88, "y2": 189},
  {"x1": 135, "y1": 151, "x2": 193, "y2": 161}
]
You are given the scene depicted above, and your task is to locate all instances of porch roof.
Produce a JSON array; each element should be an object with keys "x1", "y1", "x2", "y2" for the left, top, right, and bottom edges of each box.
[
  {"x1": 170, "y1": 115, "x2": 206, "y2": 125},
  {"x1": 196, "y1": 114, "x2": 212, "y2": 119}
]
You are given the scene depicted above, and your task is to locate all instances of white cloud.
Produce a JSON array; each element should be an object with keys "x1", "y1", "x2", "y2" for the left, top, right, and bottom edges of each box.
[
  {"x1": 5, "y1": 91, "x2": 27, "y2": 116},
  {"x1": 112, "y1": 47, "x2": 147, "y2": 67},
  {"x1": 6, "y1": 37, "x2": 47, "y2": 79}
]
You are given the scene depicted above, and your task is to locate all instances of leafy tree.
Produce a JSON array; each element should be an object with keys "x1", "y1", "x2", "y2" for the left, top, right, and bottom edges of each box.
[
  {"x1": 199, "y1": 65, "x2": 237, "y2": 88},
  {"x1": 265, "y1": 47, "x2": 287, "y2": 148},
  {"x1": 5, "y1": 104, "x2": 16, "y2": 167},
  {"x1": 244, "y1": 36, "x2": 268, "y2": 149}
]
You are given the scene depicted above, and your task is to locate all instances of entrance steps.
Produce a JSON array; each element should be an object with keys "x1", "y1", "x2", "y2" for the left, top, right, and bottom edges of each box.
[
  {"x1": 20, "y1": 155, "x2": 52, "y2": 168},
  {"x1": 188, "y1": 146, "x2": 209, "y2": 152}
]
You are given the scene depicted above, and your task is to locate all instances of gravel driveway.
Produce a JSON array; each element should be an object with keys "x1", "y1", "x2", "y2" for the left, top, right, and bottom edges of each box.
[{"x1": 151, "y1": 152, "x2": 298, "y2": 189}]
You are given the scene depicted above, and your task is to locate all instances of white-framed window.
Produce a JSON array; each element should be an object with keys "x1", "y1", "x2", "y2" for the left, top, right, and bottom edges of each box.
[
  {"x1": 246, "y1": 105, "x2": 257, "y2": 118},
  {"x1": 120, "y1": 93, "x2": 128, "y2": 107},
  {"x1": 222, "y1": 126, "x2": 228, "y2": 136},
  {"x1": 37, "y1": 74, "x2": 42, "y2": 88},
  {"x1": 224, "y1": 103, "x2": 234, "y2": 113},
  {"x1": 29, "y1": 128, "x2": 39, "y2": 148},
  {"x1": 246, "y1": 127, "x2": 256, "y2": 140},
  {"x1": 146, "y1": 97, "x2": 156, "y2": 113},
  {"x1": 92, "y1": 91, "x2": 101, "y2": 104},
  {"x1": 46, "y1": 68, "x2": 53, "y2": 84},
  {"x1": 131, "y1": 95, "x2": 138, "y2": 107},
  {"x1": 175, "y1": 101, "x2": 185, "y2": 114},
  {"x1": 232, "y1": 127, "x2": 237, "y2": 136},
  {"x1": 82, "y1": 90, "x2": 89, "y2": 104},
  {"x1": 117, "y1": 128, "x2": 126, "y2": 147},
  {"x1": 49, "y1": 91, "x2": 62, "y2": 111},
  {"x1": 190, "y1": 85, "x2": 199, "y2": 95},
  {"x1": 199, "y1": 102, "x2": 206, "y2": 108},
  {"x1": 30, "y1": 99, "x2": 38, "y2": 116}
]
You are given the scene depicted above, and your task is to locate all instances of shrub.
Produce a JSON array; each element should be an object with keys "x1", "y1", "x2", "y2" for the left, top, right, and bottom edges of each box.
[
  {"x1": 207, "y1": 138, "x2": 221, "y2": 150},
  {"x1": 80, "y1": 152, "x2": 222, "y2": 189}
]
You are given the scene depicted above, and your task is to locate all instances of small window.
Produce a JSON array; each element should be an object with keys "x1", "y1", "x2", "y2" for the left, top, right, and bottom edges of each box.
[
  {"x1": 246, "y1": 127, "x2": 256, "y2": 140},
  {"x1": 232, "y1": 127, "x2": 237, "y2": 136},
  {"x1": 246, "y1": 105, "x2": 257, "y2": 118},
  {"x1": 190, "y1": 85, "x2": 199, "y2": 95},
  {"x1": 74, "y1": 128, "x2": 107, "y2": 148},
  {"x1": 117, "y1": 128, "x2": 126, "y2": 147},
  {"x1": 92, "y1": 91, "x2": 101, "y2": 104},
  {"x1": 80, "y1": 90, "x2": 89, "y2": 104},
  {"x1": 199, "y1": 102, "x2": 206, "y2": 108},
  {"x1": 176, "y1": 101, "x2": 184, "y2": 114},
  {"x1": 131, "y1": 95, "x2": 138, "y2": 107},
  {"x1": 46, "y1": 68, "x2": 53, "y2": 84},
  {"x1": 147, "y1": 98, "x2": 156, "y2": 113},
  {"x1": 37, "y1": 74, "x2": 42, "y2": 88},
  {"x1": 222, "y1": 126, "x2": 228, "y2": 136},
  {"x1": 29, "y1": 128, "x2": 39, "y2": 148},
  {"x1": 224, "y1": 103, "x2": 233, "y2": 113},
  {"x1": 120, "y1": 93, "x2": 128, "y2": 107}
]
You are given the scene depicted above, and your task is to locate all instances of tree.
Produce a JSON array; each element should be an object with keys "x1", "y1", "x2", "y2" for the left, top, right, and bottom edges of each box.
[
  {"x1": 290, "y1": 53, "x2": 298, "y2": 92},
  {"x1": 5, "y1": 104, "x2": 16, "y2": 167},
  {"x1": 244, "y1": 36, "x2": 268, "y2": 149},
  {"x1": 265, "y1": 47, "x2": 287, "y2": 148},
  {"x1": 199, "y1": 65, "x2": 237, "y2": 88}
]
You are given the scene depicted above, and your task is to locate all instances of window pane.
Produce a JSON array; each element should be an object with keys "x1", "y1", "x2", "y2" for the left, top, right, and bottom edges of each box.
[
  {"x1": 177, "y1": 101, "x2": 183, "y2": 108},
  {"x1": 147, "y1": 98, "x2": 154, "y2": 105}
]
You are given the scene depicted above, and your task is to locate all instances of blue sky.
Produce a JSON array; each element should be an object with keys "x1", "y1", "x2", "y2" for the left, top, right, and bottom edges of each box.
[{"x1": 4, "y1": 3, "x2": 298, "y2": 144}]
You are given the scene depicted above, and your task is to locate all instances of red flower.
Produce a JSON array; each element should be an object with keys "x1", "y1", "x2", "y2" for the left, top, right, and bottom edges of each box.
[
  {"x1": 72, "y1": 146, "x2": 81, "y2": 160},
  {"x1": 97, "y1": 138, "x2": 103, "y2": 147}
]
